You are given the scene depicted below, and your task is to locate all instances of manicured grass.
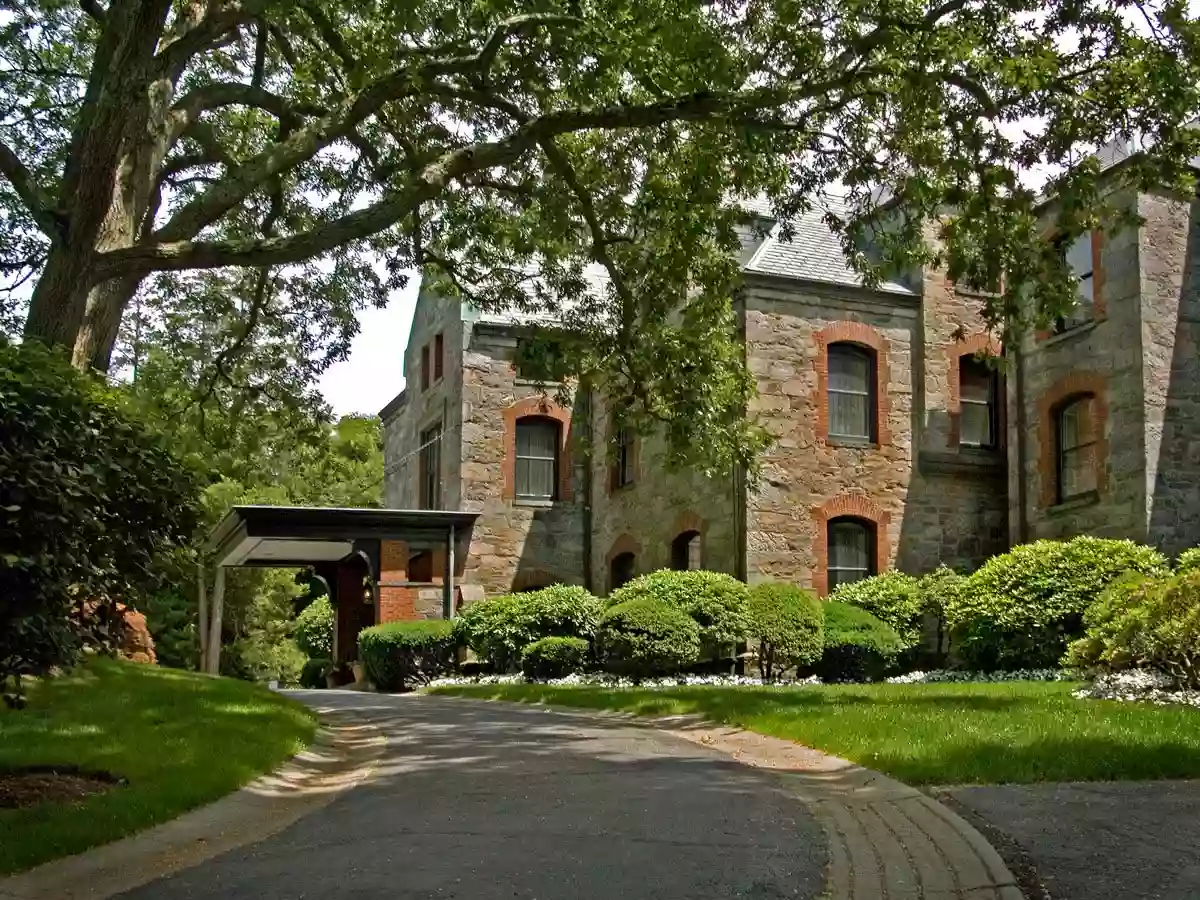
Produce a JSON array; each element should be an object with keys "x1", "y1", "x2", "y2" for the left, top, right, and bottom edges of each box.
[
  {"x1": 432, "y1": 681, "x2": 1200, "y2": 785},
  {"x1": 0, "y1": 657, "x2": 317, "y2": 875}
]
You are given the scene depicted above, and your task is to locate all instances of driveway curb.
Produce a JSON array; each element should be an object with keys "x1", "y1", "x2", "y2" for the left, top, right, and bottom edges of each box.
[
  {"x1": 0, "y1": 703, "x2": 387, "y2": 900},
  {"x1": 449, "y1": 698, "x2": 1024, "y2": 900}
]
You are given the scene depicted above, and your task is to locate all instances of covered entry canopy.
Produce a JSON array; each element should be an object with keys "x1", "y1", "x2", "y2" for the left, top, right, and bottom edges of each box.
[{"x1": 200, "y1": 505, "x2": 479, "y2": 673}]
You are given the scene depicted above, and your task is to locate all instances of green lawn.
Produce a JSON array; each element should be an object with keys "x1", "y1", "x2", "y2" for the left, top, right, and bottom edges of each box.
[
  {"x1": 0, "y1": 657, "x2": 317, "y2": 875},
  {"x1": 432, "y1": 681, "x2": 1200, "y2": 785}
]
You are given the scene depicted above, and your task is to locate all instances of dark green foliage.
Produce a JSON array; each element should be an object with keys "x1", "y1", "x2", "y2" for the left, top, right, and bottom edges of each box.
[
  {"x1": 607, "y1": 570, "x2": 749, "y2": 645},
  {"x1": 745, "y1": 583, "x2": 824, "y2": 681},
  {"x1": 358, "y1": 620, "x2": 458, "y2": 692},
  {"x1": 948, "y1": 537, "x2": 1169, "y2": 670},
  {"x1": 596, "y1": 598, "x2": 701, "y2": 680},
  {"x1": 815, "y1": 601, "x2": 904, "y2": 683},
  {"x1": 520, "y1": 636, "x2": 591, "y2": 681},
  {"x1": 142, "y1": 588, "x2": 198, "y2": 670},
  {"x1": 915, "y1": 566, "x2": 966, "y2": 665},
  {"x1": 299, "y1": 657, "x2": 334, "y2": 689},
  {"x1": 1066, "y1": 570, "x2": 1200, "y2": 687},
  {"x1": 294, "y1": 596, "x2": 334, "y2": 659},
  {"x1": 455, "y1": 585, "x2": 601, "y2": 672},
  {"x1": 830, "y1": 571, "x2": 924, "y2": 649},
  {"x1": 0, "y1": 340, "x2": 201, "y2": 705}
]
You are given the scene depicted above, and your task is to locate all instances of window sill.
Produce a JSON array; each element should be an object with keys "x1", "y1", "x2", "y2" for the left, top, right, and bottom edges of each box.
[
  {"x1": 513, "y1": 498, "x2": 557, "y2": 509},
  {"x1": 514, "y1": 377, "x2": 565, "y2": 388},
  {"x1": 919, "y1": 449, "x2": 1004, "y2": 475},
  {"x1": 1040, "y1": 319, "x2": 1098, "y2": 347},
  {"x1": 610, "y1": 479, "x2": 636, "y2": 493},
  {"x1": 1047, "y1": 491, "x2": 1100, "y2": 515},
  {"x1": 826, "y1": 436, "x2": 878, "y2": 450}
]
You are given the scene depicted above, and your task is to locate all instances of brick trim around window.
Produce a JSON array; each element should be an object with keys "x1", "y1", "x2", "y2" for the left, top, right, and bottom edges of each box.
[
  {"x1": 668, "y1": 511, "x2": 706, "y2": 569},
  {"x1": 606, "y1": 533, "x2": 642, "y2": 565},
  {"x1": 814, "y1": 321, "x2": 891, "y2": 446},
  {"x1": 1036, "y1": 371, "x2": 1109, "y2": 507},
  {"x1": 1035, "y1": 230, "x2": 1108, "y2": 340},
  {"x1": 947, "y1": 332, "x2": 1003, "y2": 448},
  {"x1": 502, "y1": 396, "x2": 573, "y2": 501},
  {"x1": 810, "y1": 495, "x2": 891, "y2": 596}
]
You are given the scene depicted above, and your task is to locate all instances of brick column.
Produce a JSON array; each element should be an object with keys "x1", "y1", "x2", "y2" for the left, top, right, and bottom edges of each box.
[
  {"x1": 334, "y1": 557, "x2": 368, "y2": 664},
  {"x1": 379, "y1": 539, "x2": 418, "y2": 623}
]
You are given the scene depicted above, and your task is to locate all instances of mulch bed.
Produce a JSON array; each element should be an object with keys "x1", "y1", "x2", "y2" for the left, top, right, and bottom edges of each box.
[{"x1": 0, "y1": 766, "x2": 126, "y2": 809}]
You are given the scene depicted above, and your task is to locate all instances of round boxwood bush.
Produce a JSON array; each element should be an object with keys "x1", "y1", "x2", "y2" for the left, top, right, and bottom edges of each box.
[
  {"x1": 596, "y1": 598, "x2": 701, "y2": 680},
  {"x1": 947, "y1": 537, "x2": 1169, "y2": 671},
  {"x1": 814, "y1": 600, "x2": 905, "y2": 682},
  {"x1": 607, "y1": 569, "x2": 748, "y2": 645},
  {"x1": 745, "y1": 583, "x2": 824, "y2": 681},
  {"x1": 520, "y1": 636, "x2": 591, "y2": 681},
  {"x1": 358, "y1": 620, "x2": 458, "y2": 691},
  {"x1": 299, "y1": 656, "x2": 334, "y2": 689},
  {"x1": 455, "y1": 584, "x2": 601, "y2": 672},
  {"x1": 830, "y1": 571, "x2": 924, "y2": 649},
  {"x1": 295, "y1": 595, "x2": 334, "y2": 659}
]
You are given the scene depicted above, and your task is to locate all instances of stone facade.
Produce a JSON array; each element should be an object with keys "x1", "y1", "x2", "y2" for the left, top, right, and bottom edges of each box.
[{"x1": 380, "y1": 185, "x2": 1200, "y2": 607}]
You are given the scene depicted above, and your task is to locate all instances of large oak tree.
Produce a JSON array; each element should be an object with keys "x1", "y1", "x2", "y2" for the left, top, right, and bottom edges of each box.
[{"x1": 3, "y1": 0, "x2": 1200, "y2": 470}]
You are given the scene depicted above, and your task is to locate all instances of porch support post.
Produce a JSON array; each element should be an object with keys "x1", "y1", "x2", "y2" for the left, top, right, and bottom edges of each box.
[
  {"x1": 206, "y1": 566, "x2": 226, "y2": 674},
  {"x1": 197, "y1": 562, "x2": 208, "y2": 671},
  {"x1": 444, "y1": 525, "x2": 456, "y2": 619}
]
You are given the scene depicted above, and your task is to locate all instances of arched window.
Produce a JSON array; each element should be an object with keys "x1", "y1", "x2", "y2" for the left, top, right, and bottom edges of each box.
[
  {"x1": 827, "y1": 343, "x2": 875, "y2": 441},
  {"x1": 670, "y1": 531, "x2": 702, "y2": 571},
  {"x1": 958, "y1": 356, "x2": 998, "y2": 449},
  {"x1": 515, "y1": 417, "x2": 560, "y2": 500},
  {"x1": 1056, "y1": 395, "x2": 1097, "y2": 502},
  {"x1": 827, "y1": 517, "x2": 875, "y2": 590},
  {"x1": 609, "y1": 552, "x2": 636, "y2": 591}
]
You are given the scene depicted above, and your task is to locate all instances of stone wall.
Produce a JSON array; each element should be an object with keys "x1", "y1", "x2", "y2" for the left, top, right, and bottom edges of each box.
[
  {"x1": 1139, "y1": 191, "x2": 1200, "y2": 556},
  {"x1": 1016, "y1": 190, "x2": 1148, "y2": 542},
  {"x1": 588, "y1": 402, "x2": 739, "y2": 593},
  {"x1": 457, "y1": 320, "x2": 587, "y2": 595}
]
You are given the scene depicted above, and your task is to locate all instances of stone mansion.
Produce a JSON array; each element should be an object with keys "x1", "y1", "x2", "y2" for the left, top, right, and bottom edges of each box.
[{"x1": 380, "y1": 180, "x2": 1200, "y2": 603}]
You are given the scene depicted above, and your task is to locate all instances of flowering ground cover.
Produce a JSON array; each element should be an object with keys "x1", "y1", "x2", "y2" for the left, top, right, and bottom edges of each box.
[{"x1": 431, "y1": 680, "x2": 1200, "y2": 785}]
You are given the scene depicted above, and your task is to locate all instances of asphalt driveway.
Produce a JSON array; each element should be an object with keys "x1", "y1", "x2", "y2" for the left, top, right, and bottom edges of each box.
[{"x1": 119, "y1": 692, "x2": 827, "y2": 900}]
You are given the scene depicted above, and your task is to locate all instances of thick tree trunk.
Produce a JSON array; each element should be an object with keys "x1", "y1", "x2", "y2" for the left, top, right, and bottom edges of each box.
[
  {"x1": 74, "y1": 275, "x2": 142, "y2": 371},
  {"x1": 23, "y1": 246, "x2": 100, "y2": 351}
]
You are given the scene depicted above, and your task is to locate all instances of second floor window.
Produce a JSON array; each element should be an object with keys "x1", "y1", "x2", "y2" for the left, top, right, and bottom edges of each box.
[
  {"x1": 420, "y1": 344, "x2": 431, "y2": 391},
  {"x1": 614, "y1": 425, "x2": 636, "y2": 488},
  {"x1": 1057, "y1": 395, "x2": 1097, "y2": 502},
  {"x1": 827, "y1": 343, "x2": 875, "y2": 441},
  {"x1": 418, "y1": 422, "x2": 442, "y2": 509},
  {"x1": 515, "y1": 417, "x2": 559, "y2": 501},
  {"x1": 959, "y1": 357, "x2": 998, "y2": 449},
  {"x1": 1056, "y1": 233, "x2": 1095, "y2": 332},
  {"x1": 434, "y1": 332, "x2": 444, "y2": 381}
]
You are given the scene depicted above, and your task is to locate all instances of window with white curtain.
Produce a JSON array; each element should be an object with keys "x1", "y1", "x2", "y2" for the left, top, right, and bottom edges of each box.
[
  {"x1": 827, "y1": 343, "x2": 875, "y2": 441},
  {"x1": 959, "y1": 357, "x2": 998, "y2": 448},
  {"x1": 827, "y1": 517, "x2": 875, "y2": 590},
  {"x1": 515, "y1": 417, "x2": 559, "y2": 501}
]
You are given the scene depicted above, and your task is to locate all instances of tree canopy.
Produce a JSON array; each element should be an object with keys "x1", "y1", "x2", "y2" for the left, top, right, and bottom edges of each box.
[{"x1": 3, "y1": 0, "x2": 1200, "y2": 470}]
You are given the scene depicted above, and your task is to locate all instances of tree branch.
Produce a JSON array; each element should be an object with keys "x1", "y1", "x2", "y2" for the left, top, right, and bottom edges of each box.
[
  {"x1": 79, "y1": 0, "x2": 106, "y2": 25},
  {"x1": 473, "y1": 13, "x2": 585, "y2": 78},
  {"x1": 0, "y1": 138, "x2": 63, "y2": 240}
]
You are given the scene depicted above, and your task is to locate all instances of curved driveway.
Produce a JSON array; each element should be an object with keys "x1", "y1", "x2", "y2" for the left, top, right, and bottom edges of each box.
[{"x1": 120, "y1": 691, "x2": 828, "y2": 900}]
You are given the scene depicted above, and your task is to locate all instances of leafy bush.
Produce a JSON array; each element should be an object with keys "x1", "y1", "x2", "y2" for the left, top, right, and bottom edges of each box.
[
  {"x1": 520, "y1": 636, "x2": 591, "y2": 681},
  {"x1": 455, "y1": 585, "x2": 601, "y2": 671},
  {"x1": 745, "y1": 583, "x2": 824, "y2": 681},
  {"x1": 295, "y1": 596, "x2": 334, "y2": 659},
  {"x1": 607, "y1": 569, "x2": 749, "y2": 645},
  {"x1": 830, "y1": 571, "x2": 924, "y2": 648},
  {"x1": 814, "y1": 601, "x2": 904, "y2": 682},
  {"x1": 596, "y1": 598, "x2": 701, "y2": 680},
  {"x1": 1178, "y1": 548, "x2": 1200, "y2": 574},
  {"x1": 299, "y1": 657, "x2": 334, "y2": 688},
  {"x1": 916, "y1": 566, "x2": 967, "y2": 664},
  {"x1": 225, "y1": 635, "x2": 306, "y2": 684},
  {"x1": 359, "y1": 620, "x2": 458, "y2": 691},
  {"x1": 947, "y1": 537, "x2": 1169, "y2": 671},
  {"x1": 0, "y1": 340, "x2": 201, "y2": 706},
  {"x1": 143, "y1": 588, "x2": 198, "y2": 669},
  {"x1": 1065, "y1": 570, "x2": 1200, "y2": 687}
]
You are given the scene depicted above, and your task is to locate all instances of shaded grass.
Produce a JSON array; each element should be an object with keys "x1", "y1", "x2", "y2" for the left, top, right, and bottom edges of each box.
[
  {"x1": 432, "y1": 681, "x2": 1200, "y2": 785},
  {"x1": 0, "y1": 658, "x2": 317, "y2": 875}
]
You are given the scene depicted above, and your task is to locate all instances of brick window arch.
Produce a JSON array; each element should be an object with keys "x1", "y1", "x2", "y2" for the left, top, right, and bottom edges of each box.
[
  {"x1": 606, "y1": 533, "x2": 641, "y2": 593},
  {"x1": 811, "y1": 495, "x2": 891, "y2": 596},
  {"x1": 668, "y1": 511, "x2": 706, "y2": 571},
  {"x1": 502, "y1": 397, "x2": 573, "y2": 501},
  {"x1": 814, "y1": 321, "x2": 891, "y2": 446},
  {"x1": 1037, "y1": 372, "x2": 1108, "y2": 507},
  {"x1": 948, "y1": 333, "x2": 1003, "y2": 449}
]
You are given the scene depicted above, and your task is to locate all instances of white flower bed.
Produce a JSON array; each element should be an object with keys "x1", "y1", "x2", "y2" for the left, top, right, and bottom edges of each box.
[
  {"x1": 1072, "y1": 669, "x2": 1200, "y2": 708},
  {"x1": 427, "y1": 672, "x2": 821, "y2": 689},
  {"x1": 885, "y1": 668, "x2": 1080, "y2": 684}
]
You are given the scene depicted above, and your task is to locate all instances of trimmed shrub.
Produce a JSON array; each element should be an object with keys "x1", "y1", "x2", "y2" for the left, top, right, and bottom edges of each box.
[
  {"x1": 1066, "y1": 569, "x2": 1200, "y2": 687},
  {"x1": 299, "y1": 657, "x2": 334, "y2": 689},
  {"x1": 607, "y1": 569, "x2": 749, "y2": 645},
  {"x1": 815, "y1": 601, "x2": 904, "y2": 682},
  {"x1": 359, "y1": 620, "x2": 457, "y2": 691},
  {"x1": 745, "y1": 583, "x2": 824, "y2": 681},
  {"x1": 295, "y1": 596, "x2": 334, "y2": 659},
  {"x1": 830, "y1": 571, "x2": 924, "y2": 649},
  {"x1": 917, "y1": 566, "x2": 967, "y2": 664},
  {"x1": 947, "y1": 537, "x2": 1169, "y2": 671},
  {"x1": 1178, "y1": 548, "x2": 1200, "y2": 574},
  {"x1": 521, "y1": 636, "x2": 591, "y2": 681},
  {"x1": 455, "y1": 585, "x2": 601, "y2": 671},
  {"x1": 596, "y1": 598, "x2": 701, "y2": 680}
]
